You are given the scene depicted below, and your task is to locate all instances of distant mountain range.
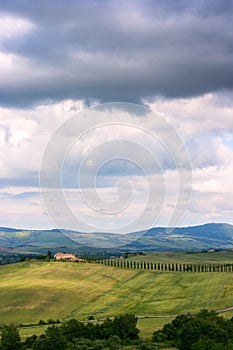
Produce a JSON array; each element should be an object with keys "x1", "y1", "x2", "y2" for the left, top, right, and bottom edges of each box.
[{"x1": 0, "y1": 223, "x2": 233, "y2": 254}]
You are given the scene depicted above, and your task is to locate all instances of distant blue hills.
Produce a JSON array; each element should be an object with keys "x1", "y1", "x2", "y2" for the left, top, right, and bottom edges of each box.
[{"x1": 0, "y1": 223, "x2": 233, "y2": 253}]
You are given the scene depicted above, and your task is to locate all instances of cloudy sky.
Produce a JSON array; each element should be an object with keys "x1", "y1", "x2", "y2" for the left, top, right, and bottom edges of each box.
[{"x1": 0, "y1": 0, "x2": 233, "y2": 232}]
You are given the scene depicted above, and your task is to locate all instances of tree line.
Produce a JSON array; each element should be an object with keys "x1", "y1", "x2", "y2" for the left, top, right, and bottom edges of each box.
[
  {"x1": 97, "y1": 258, "x2": 233, "y2": 272},
  {"x1": 0, "y1": 313, "x2": 139, "y2": 350}
]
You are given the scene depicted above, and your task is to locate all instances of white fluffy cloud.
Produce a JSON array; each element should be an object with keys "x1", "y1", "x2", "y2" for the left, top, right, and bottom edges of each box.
[{"x1": 0, "y1": 92, "x2": 233, "y2": 230}]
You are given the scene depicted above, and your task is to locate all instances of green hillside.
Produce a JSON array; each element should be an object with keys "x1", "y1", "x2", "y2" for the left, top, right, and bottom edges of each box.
[
  {"x1": 1, "y1": 223, "x2": 233, "y2": 253},
  {"x1": 0, "y1": 227, "x2": 80, "y2": 249},
  {"x1": 0, "y1": 261, "x2": 233, "y2": 325}
]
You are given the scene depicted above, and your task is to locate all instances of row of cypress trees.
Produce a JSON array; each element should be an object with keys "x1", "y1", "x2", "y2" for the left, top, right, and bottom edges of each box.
[{"x1": 96, "y1": 259, "x2": 233, "y2": 272}]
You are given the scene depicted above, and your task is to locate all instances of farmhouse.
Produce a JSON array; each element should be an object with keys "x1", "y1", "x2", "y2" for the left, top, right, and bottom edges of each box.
[{"x1": 54, "y1": 252, "x2": 79, "y2": 261}]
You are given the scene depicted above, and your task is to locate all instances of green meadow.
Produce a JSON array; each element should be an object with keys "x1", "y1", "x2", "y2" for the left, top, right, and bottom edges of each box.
[{"x1": 0, "y1": 260, "x2": 233, "y2": 327}]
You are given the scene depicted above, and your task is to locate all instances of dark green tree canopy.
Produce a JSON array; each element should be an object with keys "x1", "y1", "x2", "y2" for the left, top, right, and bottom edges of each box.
[
  {"x1": 0, "y1": 324, "x2": 21, "y2": 350},
  {"x1": 152, "y1": 310, "x2": 233, "y2": 350}
]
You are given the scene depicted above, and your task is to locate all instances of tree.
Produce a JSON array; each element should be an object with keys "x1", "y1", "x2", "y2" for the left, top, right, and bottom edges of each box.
[
  {"x1": 23, "y1": 334, "x2": 38, "y2": 349},
  {"x1": 61, "y1": 318, "x2": 86, "y2": 341},
  {"x1": 33, "y1": 326, "x2": 67, "y2": 350},
  {"x1": 0, "y1": 324, "x2": 21, "y2": 350},
  {"x1": 111, "y1": 313, "x2": 139, "y2": 341},
  {"x1": 100, "y1": 318, "x2": 113, "y2": 339},
  {"x1": 47, "y1": 250, "x2": 52, "y2": 260}
]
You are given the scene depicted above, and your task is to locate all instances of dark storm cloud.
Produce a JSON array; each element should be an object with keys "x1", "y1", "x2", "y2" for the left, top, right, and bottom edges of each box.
[{"x1": 0, "y1": 0, "x2": 233, "y2": 107}]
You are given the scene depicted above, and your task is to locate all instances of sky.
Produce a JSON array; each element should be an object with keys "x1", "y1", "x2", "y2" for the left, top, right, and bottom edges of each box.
[{"x1": 0, "y1": 0, "x2": 233, "y2": 233}]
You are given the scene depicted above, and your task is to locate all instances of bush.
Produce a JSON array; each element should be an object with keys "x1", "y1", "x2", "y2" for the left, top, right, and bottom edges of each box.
[
  {"x1": 87, "y1": 315, "x2": 94, "y2": 320},
  {"x1": 38, "y1": 319, "x2": 46, "y2": 325},
  {"x1": 138, "y1": 341, "x2": 158, "y2": 350},
  {"x1": 107, "y1": 335, "x2": 122, "y2": 350}
]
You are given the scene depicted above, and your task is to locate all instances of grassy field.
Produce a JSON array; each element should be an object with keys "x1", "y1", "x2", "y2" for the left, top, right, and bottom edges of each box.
[
  {"x1": 0, "y1": 260, "x2": 233, "y2": 327},
  {"x1": 137, "y1": 318, "x2": 173, "y2": 339},
  {"x1": 19, "y1": 325, "x2": 49, "y2": 340},
  {"x1": 127, "y1": 250, "x2": 233, "y2": 264}
]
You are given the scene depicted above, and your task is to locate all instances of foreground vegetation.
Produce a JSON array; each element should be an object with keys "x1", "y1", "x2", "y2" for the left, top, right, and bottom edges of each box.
[
  {"x1": 153, "y1": 309, "x2": 233, "y2": 349},
  {"x1": 2, "y1": 311, "x2": 233, "y2": 350},
  {"x1": 18, "y1": 317, "x2": 172, "y2": 341},
  {"x1": 0, "y1": 313, "x2": 140, "y2": 350}
]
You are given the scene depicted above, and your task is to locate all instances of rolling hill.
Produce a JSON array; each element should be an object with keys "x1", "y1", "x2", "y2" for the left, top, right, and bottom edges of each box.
[
  {"x1": 0, "y1": 223, "x2": 233, "y2": 253},
  {"x1": 0, "y1": 261, "x2": 233, "y2": 325}
]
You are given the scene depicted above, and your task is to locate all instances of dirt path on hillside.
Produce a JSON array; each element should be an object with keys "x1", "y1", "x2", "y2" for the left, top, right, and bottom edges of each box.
[
  {"x1": 216, "y1": 306, "x2": 233, "y2": 313},
  {"x1": 85, "y1": 307, "x2": 233, "y2": 323}
]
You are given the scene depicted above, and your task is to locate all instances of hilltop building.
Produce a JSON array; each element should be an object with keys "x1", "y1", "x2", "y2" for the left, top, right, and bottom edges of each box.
[{"x1": 54, "y1": 252, "x2": 82, "y2": 261}]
